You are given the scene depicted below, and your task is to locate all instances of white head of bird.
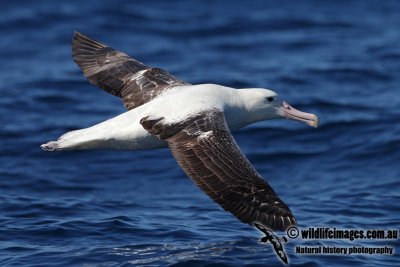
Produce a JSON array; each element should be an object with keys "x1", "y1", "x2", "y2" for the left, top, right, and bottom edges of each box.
[{"x1": 237, "y1": 88, "x2": 319, "y2": 128}]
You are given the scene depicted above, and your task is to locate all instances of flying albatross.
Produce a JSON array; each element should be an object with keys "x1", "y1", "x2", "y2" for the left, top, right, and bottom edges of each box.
[{"x1": 41, "y1": 32, "x2": 318, "y2": 231}]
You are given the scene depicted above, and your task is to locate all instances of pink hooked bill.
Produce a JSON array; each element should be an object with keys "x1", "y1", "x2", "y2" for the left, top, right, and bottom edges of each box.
[{"x1": 280, "y1": 101, "x2": 319, "y2": 128}]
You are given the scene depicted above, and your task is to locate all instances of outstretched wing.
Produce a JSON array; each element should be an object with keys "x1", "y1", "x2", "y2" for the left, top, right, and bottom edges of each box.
[
  {"x1": 72, "y1": 32, "x2": 189, "y2": 110},
  {"x1": 140, "y1": 110, "x2": 296, "y2": 231}
]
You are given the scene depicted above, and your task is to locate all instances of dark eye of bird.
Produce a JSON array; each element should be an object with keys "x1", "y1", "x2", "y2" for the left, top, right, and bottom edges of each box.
[{"x1": 267, "y1": 97, "x2": 274, "y2": 102}]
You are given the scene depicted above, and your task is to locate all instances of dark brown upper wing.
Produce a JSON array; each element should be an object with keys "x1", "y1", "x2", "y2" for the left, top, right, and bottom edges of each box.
[
  {"x1": 140, "y1": 110, "x2": 296, "y2": 231},
  {"x1": 72, "y1": 32, "x2": 189, "y2": 110}
]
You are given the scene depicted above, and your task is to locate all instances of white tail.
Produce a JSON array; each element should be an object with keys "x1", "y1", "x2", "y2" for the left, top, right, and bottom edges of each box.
[{"x1": 41, "y1": 129, "x2": 91, "y2": 151}]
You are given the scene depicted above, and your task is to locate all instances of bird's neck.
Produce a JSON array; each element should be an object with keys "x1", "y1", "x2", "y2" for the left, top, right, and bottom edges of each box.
[{"x1": 223, "y1": 89, "x2": 261, "y2": 131}]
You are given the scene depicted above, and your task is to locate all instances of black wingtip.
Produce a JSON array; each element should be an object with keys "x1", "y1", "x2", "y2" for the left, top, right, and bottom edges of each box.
[
  {"x1": 72, "y1": 31, "x2": 105, "y2": 50},
  {"x1": 253, "y1": 222, "x2": 268, "y2": 233},
  {"x1": 73, "y1": 31, "x2": 87, "y2": 42},
  {"x1": 281, "y1": 255, "x2": 288, "y2": 264},
  {"x1": 73, "y1": 31, "x2": 89, "y2": 38},
  {"x1": 71, "y1": 31, "x2": 109, "y2": 77}
]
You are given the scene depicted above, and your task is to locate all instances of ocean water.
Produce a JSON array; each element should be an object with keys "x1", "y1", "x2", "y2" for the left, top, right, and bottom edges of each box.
[{"x1": 0, "y1": 0, "x2": 399, "y2": 266}]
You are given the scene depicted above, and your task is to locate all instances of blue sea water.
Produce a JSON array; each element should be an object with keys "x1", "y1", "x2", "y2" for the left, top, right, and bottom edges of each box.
[{"x1": 0, "y1": 0, "x2": 399, "y2": 266}]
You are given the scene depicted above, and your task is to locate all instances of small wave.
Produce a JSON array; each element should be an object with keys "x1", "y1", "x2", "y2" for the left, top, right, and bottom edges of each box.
[
  {"x1": 23, "y1": 79, "x2": 87, "y2": 90},
  {"x1": 307, "y1": 67, "x2": 392, "y2": 81},
  {"x1": 34, "y1": 95, "x2": 77, "y2": 104},
  {"x1": 276, "y1": 76, "x2": 311, "y2": 85},
  {"x1": 260, "y1": 18, "x2": 354, "y2": 31},
  {"x1": 295, "y1": 99, "x2": 376, "y2": 112},
  {"x1": 378, "y1": 52, "x2": 400, "y2": 61}
]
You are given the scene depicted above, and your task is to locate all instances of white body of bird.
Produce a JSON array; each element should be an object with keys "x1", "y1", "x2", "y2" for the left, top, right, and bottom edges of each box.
[{"x1": 42, "y1": 84, "x2": 281, "y2": 151}]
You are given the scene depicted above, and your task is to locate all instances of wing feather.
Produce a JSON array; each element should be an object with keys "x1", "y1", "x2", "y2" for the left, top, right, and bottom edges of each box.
[
  {"x1": 140, "y1": 110, "x2": 296, "y2": 231},
  {"x1": 72, "y1": 32, "x2": 189, "y2": 110}
]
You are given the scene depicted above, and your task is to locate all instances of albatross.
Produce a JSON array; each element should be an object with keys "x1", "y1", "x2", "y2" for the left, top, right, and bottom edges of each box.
[{"x1": 41, "y1": 32, "x2": 318, "y2": 231}]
